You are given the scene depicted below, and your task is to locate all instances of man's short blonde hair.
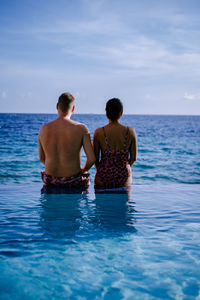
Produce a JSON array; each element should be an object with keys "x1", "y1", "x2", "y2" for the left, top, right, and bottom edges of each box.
[{"x1": 58, "y1": 93, "x2": 75, "y2": 112}]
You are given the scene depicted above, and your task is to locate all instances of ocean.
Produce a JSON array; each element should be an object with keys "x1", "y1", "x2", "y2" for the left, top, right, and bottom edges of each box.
[
  {"x1": 0, "y1": 113, "x2": 199, "y2": 185},
  {"x1": 0, "y1": 113, "x2": 200, "y2": 299}
]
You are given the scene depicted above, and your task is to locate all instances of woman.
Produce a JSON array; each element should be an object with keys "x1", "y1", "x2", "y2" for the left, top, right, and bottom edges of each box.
[{"x1": 93, "y1": 98, "x2": 137, "y2": 189}]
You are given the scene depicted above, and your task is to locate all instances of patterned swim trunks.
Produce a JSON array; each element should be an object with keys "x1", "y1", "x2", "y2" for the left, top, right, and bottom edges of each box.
[{"x1": 41, "y1": 171, "x2": 90, "y2": 188}]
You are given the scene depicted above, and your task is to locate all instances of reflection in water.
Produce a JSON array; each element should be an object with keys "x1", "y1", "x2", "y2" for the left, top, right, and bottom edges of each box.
[
  {"x1": 41, "y1": 184, "x2": 89, "y2": 194},
  {"x1": 94, "y1": 187, "x2": 137, "y2": 235},
  {"x1": 39, "y1": 193, "x2": 87, "y2": 239},
  {"x1": 39, "y1": 187, "x2": 136, "y2": 240}
]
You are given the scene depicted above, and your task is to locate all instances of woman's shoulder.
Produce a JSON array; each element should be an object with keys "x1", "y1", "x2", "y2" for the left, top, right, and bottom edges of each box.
[
  {"x1": 118, "y1": 124, "x2": 136, "y2": 134},
  {"x1": 93, "y1": 126, "x2": 104, "y2": 138},
  {"x1": 126, "y1": 126, "x2": 137, "y2": 139},
  {"x1": 118, "y1": 125, "x2": 136, "y2": 140}
]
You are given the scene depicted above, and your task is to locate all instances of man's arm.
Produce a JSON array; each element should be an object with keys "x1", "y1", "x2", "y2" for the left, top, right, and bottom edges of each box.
[
  {"x1": 38, "y1": 129, "x2": 45, "y2": 165},
  {"x1": 82, "y1": 126, "x2": 96, "y2": 172},
  {"x1": 92, "y1": 129, "x2": 100, "y2": 169},
  {"x1": 129, "y1": 127, "x2": 137, "y2": 166}
]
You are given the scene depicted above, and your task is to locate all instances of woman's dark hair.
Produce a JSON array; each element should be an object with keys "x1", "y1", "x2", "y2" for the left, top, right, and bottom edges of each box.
[{"x1": 106, "y1": 98, "x2": 123, "y2": 121}]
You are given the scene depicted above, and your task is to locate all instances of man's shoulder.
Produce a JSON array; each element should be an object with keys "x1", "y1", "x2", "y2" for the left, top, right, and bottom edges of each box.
[
  {"x1": 70, "y1": 120, "x2": 89, "y2": 134},
  {"x1": 39, "y1": 120, "x2": 55, "y2": 133}
]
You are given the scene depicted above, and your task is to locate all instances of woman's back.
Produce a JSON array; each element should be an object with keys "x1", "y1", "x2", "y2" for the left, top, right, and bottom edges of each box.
[
  {"x1": 93, "y1": 98, "x2": 137, "y2": 189},
  {"x1": 95, "y1": 123, "x2": 131, "y2": 152},
  {"x1": 93, "y1": 124, "x2": 137, "y2": 189}
]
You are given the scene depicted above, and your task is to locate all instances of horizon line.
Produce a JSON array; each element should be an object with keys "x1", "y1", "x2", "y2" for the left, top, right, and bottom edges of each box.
[{"x1": 0, "y1": 112, "x2": 200, "y2": 117}]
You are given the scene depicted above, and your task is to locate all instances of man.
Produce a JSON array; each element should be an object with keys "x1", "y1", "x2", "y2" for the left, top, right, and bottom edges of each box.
[{"x1": 38, "y1": 92, "x2": 96, "y2": 189}]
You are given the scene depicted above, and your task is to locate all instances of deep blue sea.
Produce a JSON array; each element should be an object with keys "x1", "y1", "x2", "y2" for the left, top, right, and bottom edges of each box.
[{"x1": 0, "y1": 113, "x2": 200, "y2": 299}]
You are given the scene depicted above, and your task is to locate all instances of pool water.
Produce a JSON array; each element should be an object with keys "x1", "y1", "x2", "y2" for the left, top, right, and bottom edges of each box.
[{"x1": 0, "y1": 184, "x2": 200, "y2": 299}]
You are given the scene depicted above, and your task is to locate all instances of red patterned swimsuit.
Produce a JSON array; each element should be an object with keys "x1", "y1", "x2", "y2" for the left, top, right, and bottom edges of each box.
[{"x1": 95, "y1": 127, "x2": 131, "y2": 189}]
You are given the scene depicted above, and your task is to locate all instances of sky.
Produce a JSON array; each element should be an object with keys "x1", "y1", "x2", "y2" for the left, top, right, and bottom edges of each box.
[{"x1": 0, "y1": 0, "x2": 200, "y2": 114}]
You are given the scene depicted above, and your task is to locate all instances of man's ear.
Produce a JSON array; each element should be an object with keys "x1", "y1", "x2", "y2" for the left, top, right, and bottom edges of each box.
[
  {"x1": 72, "y1": 105, "x2": 75, "y2": 113},
  {"x1": 56, "y1": 103, "x2": 59, "y2": 110}
]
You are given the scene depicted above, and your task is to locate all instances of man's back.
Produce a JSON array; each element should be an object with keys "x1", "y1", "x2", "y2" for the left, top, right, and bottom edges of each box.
[{"x1": 38, "y1": 118, "x2": 90, "y2": 177}]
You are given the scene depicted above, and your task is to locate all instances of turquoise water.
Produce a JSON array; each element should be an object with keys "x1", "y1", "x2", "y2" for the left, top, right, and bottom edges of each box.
[{"x1": 0, "y1": 114, "x2": 200, "y2": 299}]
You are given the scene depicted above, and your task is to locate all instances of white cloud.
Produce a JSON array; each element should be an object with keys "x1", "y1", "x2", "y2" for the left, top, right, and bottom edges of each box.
[
  {"x1": 0, "y1": 91, "x2": 6, "y2": 99},
  {"x1": 60, "y1": 36, "x2": 200, "y2": 78},
  {"x1": 5, "y1": 10, "x2": 125, "y2": 37},
  {"x1": 184, "y1": 92, "x2": 200, "y2": 101},
  {"x1": 1, "y1": 0, "x2": 200, "y2": 114},
  {"x1": 2, "y1": 0, "x2": 200, "y2": 79}
]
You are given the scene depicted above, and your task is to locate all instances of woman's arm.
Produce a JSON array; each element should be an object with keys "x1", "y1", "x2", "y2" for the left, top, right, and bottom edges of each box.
[
  {"x1": 93, "y1": 129, "x2": 101, "y2": 169},
  {"x1": 129, "y1": 127, "x2": 137, "y2": 166}
]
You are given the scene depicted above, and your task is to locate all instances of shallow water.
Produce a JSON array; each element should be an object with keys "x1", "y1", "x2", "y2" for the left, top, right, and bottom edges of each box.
[
  {"x1": 0, "y1": 114, "x2": 200, "y2": 299},
  {"x1": 0, "y1": 184, "x2": 200, "y2": 299}
]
